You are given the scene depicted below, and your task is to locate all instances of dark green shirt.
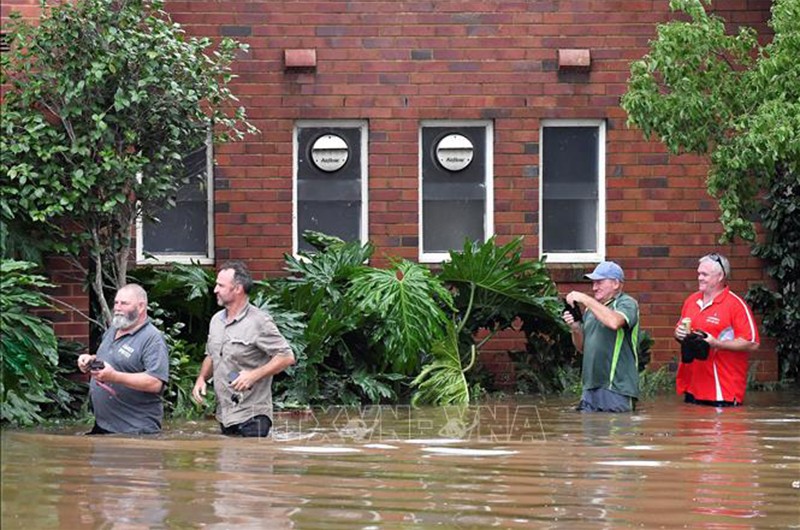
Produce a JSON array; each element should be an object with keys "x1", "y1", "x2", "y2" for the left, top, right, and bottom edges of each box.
[{"x1": 581, "y1": 292, "x2": 640, "y2": 398}]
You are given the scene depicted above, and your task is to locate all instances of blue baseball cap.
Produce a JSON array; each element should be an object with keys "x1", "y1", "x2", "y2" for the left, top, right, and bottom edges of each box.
[{"x1": 585, "y1": 261, "x2": 625, "y2": 281}]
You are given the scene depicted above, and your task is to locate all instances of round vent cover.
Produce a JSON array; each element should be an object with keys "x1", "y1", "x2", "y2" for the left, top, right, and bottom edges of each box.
[
  {"x1": 311, "y1": 134, "x2": 349, "y2": 172},
  {"x1": 435, "y1": 134, "x2": 474, "y2": 172}
]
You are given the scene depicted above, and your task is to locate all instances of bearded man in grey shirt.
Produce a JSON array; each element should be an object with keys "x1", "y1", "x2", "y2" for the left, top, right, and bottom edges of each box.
[
  {"x1": 77, "y1": 284, "x2": 169, "y2": 434},
  {"x1": 192, "y1": 261, "x2": 295, "y2": 437}
]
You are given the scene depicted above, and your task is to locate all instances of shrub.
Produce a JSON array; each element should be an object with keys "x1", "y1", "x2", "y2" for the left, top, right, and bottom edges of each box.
[{"x1": 0, "y1": 260, "x2": 75, "y2": 425}]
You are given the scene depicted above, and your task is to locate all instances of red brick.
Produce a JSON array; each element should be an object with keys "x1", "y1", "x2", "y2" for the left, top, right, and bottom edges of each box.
[{"x1": 558, "y1": 48, "x2": 591, "y2": 69}]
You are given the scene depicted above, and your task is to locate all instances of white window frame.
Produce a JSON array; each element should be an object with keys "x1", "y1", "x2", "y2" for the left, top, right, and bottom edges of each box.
[
  {"x1": 538, "y1": 119, "x2": 606, "y2": 263},
  {"x1": 292, "y1": 119, "x2": 369, "y2": 256},
  {"x1": 419, "y1": 120, "x2": 494, "y2": 263},
  {"x1": 136, "y1": 138, "x2": 215, "y2": 265}
]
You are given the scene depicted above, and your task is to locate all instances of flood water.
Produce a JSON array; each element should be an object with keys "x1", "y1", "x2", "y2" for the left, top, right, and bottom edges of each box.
[{"x1": 2, "y1": 392, "x2": 799, "y2": 529}]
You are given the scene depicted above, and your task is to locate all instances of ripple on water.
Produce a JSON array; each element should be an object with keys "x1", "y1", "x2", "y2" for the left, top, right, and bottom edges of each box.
[
  {"x1": 421, "y1": 447, "x2": 519, "y2": 457},
  {"x1": 280, "y1": 446, "x2": 363, "y2": 454},
  {"x1": 594, "y1": 460, "x2": 668, "y2": 467}
]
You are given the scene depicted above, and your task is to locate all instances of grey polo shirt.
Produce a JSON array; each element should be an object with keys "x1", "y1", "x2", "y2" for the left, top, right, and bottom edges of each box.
[
  {"x1": 206, "y1": 303, "x2": 294, "y2": 427},
  {"x1": 90, "y1": 320, "x2": 169, "y2": 434}
]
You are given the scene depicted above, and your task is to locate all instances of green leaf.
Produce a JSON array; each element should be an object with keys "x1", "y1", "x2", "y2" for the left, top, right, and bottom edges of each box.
[
  {"x1": 440, "y1": 237, "x2": 559, "y2": 332},
  {"x1": 411, "y1": 323, "x2": 472, "y2": 407},
  {"x1": 350, "y1": 260, "x2": 453, "y2": 374}
]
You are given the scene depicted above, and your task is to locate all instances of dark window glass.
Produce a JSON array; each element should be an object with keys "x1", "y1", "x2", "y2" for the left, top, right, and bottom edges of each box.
[
  {"x1": 542, "y1": 126, "x2": 599, "y2": 253},
  {"x1": 142, "y1": 146, "x2": 209, "y2": 256}
]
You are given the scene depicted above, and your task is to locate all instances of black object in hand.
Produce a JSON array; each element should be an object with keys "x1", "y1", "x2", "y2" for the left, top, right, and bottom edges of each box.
[
  {"x1": 89, "y1": 359, "x2": 105, "y2": 370},
  {"x1": 563, "y1": 299, "x2": 582, "y2": 322},
  {"x1": 228, "y1": 371, "x2": 241, "y2": 404},
  {"x1": 680, "y1": 331, "x2": 709, "y2": 364}
]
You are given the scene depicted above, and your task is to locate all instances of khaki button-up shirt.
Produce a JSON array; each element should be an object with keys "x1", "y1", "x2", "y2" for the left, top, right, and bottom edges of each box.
[{"x1": 206, "y1": 303, "x2": 293, "y2": 426}]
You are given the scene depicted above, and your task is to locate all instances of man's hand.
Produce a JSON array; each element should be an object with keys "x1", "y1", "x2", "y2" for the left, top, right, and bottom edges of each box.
[
  {"x1": 192, "y1": 356, "x2": 214, "y2": 405},
  {"x1": 562, "y1": 309, "x2": 580, "y2": 327},
  {"x1": 77, "y1": 354, "x2": 94, "y2": 373},
  {"x1": 230, "y1": 370, "x2": 259, "y2": 392},
  {"x1": 674, "y1": 324, "x2": 689, "y2": 342},
  {"x1": 192, "y1": 378, "x2": 207, "y2": 405},
  {"x1": 566, "y1": 290, "x2": 589, "y2": 307},
  {"x1": 563, "y1": 291, "x2": 588, "y2": 329},
  {"x1": 91, "y1": 361, "x2": 117, "y2": 383},
  {"x1": 703, "y1": 333, "x2": 720, "y2": 349}
]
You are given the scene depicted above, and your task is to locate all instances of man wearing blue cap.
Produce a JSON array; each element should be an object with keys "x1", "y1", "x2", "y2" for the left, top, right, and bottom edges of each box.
[{"x1": 562, "y1": 261, "x2": 640, "y2": 412}]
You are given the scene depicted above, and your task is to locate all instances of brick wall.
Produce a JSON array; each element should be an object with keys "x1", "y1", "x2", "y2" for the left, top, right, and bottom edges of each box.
[
  {"x1": 0, "y1": 0, "x2": 41, "y2": 21},
  {"x1": 41, "y1": 256, "x2": 91, "y2": 344},
  {"x1": 2, "y1": 0, "x2": 778, "y2": 383}
]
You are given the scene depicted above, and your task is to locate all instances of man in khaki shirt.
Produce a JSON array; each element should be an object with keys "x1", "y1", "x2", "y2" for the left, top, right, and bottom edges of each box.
[{"x1": 192, "y1": 261, "x2": 295, "y2": 437}]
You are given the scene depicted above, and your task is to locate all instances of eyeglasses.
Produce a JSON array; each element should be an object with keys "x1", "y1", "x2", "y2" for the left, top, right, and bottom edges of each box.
[{"x1": 708, "y1": 253, "x2": 727, "y2": 277}]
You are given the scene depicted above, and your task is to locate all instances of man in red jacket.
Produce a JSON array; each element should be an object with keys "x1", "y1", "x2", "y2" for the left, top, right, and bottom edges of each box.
[{"x1": 674, "y1": 253, "x2": 760, "y2": 406}]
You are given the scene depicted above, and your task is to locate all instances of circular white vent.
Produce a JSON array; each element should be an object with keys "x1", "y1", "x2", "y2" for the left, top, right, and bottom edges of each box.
[
  {"x1": 435, "y1": 134, "x2": 474, "y2": 172},
  {"x1": 311, "y1": 134, "x2": 349, "y2": 172}
]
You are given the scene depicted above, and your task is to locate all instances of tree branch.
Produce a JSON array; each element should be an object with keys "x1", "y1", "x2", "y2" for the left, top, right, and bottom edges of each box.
[{"x1": 42, "y1": 293, "x2": 103, "y2": 329}]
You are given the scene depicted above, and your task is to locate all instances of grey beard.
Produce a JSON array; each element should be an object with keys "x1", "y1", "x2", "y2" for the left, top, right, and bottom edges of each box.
[{"x1": 112, "y1": 313, "x2": 137, "y2": 329}]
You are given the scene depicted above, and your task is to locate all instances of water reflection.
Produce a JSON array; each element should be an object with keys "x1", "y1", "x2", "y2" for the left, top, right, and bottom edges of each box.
[
  {"x1": 205, "y1": 444, "x2": 291, "y2": 529},
  {"x1": 2, "y1": 392, "x2": 799, "y2": 529},
  {"x1": 677, "y1": 404, "x2": 764, "y2": 522},
  {"x1": 86, "y1": 441, "x2": 168, "y2": 528}
]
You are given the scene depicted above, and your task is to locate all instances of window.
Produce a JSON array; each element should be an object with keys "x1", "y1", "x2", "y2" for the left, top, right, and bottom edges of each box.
[
  {"x1": 136, "y1": 142, "x2": 214, "y2": 264},
  {"x1": 294, "y1": 120, "x2": 368, "y2": 253},
  {"x1": 420, "y1": 121, "x2": 494, "y2": 262},
  {"x1": 539, "y1": 120, "x2": 605, "y2": 262}
]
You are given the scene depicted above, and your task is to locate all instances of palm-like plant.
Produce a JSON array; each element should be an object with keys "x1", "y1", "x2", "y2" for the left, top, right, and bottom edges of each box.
[
  {"x1": 349, "y1": 260, "x2": 455, "y2": 374},
  {"x1": 272, "y1": 233, "x2": 401, "y2": 404},
  {"x1": 440, "y1": 236, "x2": 560, "y2": 335},
  {"x1": 282, "y1": 232, "x2": 375, "y2": 307},
  {"x1": 410, "y1": 237, "x2": 563, "y2": 405},
  {"x1": 126, "y1": 233, "x2": 569, "y2": 410}
]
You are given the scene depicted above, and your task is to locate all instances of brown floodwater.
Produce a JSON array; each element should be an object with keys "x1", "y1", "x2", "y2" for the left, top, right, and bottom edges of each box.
[{"x1": 2, "y1": 392, "x2": 799, "y2": 529}]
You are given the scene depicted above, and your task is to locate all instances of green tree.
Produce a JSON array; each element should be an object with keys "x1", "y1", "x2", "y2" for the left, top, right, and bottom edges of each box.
[
  {"x1": 1, "y1": 0, "x2": 256, "y2": 325},
  {"x1": 621, "y1": 0, "x2": 799, "y2": 383}
]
